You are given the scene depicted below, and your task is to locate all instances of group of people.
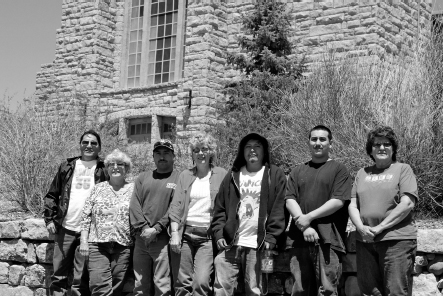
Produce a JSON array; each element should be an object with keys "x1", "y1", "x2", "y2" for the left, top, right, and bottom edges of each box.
[{"x1": 44, "y1": 124, "x2": 418, "y2": 296}]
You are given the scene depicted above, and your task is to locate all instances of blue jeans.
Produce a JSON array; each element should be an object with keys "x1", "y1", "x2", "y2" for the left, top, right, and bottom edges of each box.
[
  {"x1": 172, "y1": 226, "x2": 214, "y2": 296},
  {"x1": 214, "y1": 246, "x2": 261, "y2": 296},
  {"x1": 88, "y1": 242, "x2": 131, "y2": 296},
  {"x1": 133, "y1": 232, "x2": 172, "y2": 296},
  {"x1": 356, "y1": 239, "x2": 416, "y2": 296},
  {"x1": 50, "y1": 226, "x2": 90, "y2": 296},
  {"x1": 289, "y1": 244, "x2": 342, "y2": 296}
]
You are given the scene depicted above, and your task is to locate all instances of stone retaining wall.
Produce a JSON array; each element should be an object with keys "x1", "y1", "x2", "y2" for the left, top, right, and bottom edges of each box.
[{"x1": 0, "y1": 218, "x2": 442, "y2": 295}]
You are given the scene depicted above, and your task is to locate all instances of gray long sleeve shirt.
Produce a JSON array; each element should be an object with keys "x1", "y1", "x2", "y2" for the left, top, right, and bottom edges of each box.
[{"x1": 129, "y1": 170, "x2": 179, "y2": 233}]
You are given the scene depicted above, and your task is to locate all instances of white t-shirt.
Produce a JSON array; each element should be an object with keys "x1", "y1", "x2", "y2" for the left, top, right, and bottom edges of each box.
[
  {"x1": 235, "y1": 166, "x2": 264, "y2": 248},
  {"x1": 62, "y1": 159, "x2": 97, "y2": 232},
  {"x1": 186, "y1": 171, "x2": 212, "y2": 227}
]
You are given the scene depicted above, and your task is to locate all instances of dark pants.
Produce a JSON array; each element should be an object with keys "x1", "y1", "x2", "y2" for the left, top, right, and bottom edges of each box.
[
  {"x1": 214, "y1": 246, "x2": 261, "y2": 296},
  {"x1": 50, "y1": 226, "x2": 90, "y2": 296},
  {"x1": 88, "y1": 242, "x2": 131, "y2": 296},
  {"x1": 172, "y1": 226, "x2": 214, "y2": 296},
  {"x1": 289, "y1": 244, "x2": 342, "y2": 296},
  {"x1": 133, "y1": 232, "x2": 172, "y2": 296},
  {"x1": 356, "y1": 239, "x2": 416, "y2": 296}
]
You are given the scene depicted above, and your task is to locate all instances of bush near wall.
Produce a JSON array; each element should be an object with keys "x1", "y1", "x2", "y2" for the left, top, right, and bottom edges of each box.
[{"x1": 215, "y1": 36, "x2": 443, "y2": 219}]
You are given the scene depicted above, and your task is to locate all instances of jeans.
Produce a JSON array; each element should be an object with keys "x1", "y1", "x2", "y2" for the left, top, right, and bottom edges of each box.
[
  {"x1": 356, "y1": 239, "x2": 416, "y2": 296},
  {"x1": 88, "y1": 242, "x2": 131, "y2": 296},
  {"x1": 214, "y1": 246, "x2": 261, "y2": 296},
  {"x1": 133, "y1": 232, "x2": 172, "y2": 296},
  {"x1": 289, "y1": 244, "x2": 342, "y2": 296},
  {"x1": 172, "y1": 226, "x2": 214, "y2": 296},
  {"x1": 50, "y1": 226, "x2": 90, "y2": 296}
]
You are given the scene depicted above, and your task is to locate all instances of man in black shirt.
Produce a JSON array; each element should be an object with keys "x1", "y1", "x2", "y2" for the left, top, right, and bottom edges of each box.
[{"x1": 285, "y1": 125, "x2": 351, "y2": 296}]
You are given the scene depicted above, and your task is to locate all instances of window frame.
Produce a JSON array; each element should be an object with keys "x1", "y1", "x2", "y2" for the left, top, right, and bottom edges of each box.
[
  {"x1": 127, "y1": 117, "x2": 153, "y2": 143},
  {"x1": 121, "y1": 0, "x2": 187, "y2": 88}
]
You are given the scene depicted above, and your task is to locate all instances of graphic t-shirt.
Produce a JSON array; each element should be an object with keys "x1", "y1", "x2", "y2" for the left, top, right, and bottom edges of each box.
[
  {"x1": 63, "y1": 159, "x2": 97, "y2": 232},
  {"x1": 186, "y1": 171, "x2": 212, "y2": 227},
  {"x1": 235, "y1": 166, "x2": 264, "y2": 248},
  {"x1": 351, "y1": 162, "x2": 418, "y2": 242}
]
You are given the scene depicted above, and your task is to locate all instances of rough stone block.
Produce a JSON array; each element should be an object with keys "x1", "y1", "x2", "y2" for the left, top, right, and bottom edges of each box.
[
  {"x1": 21, "y1": 219, "x2": 53, "y2": 241},
  {"x1": 0, "y1": 284, "x2": 33, "y2": 296},
  {"x1": 0, "y1": 221, "x2": 21, "y2": 239},
  {"x1": 342, "y1": 253, "x2": 357, "y2": 272},
  {"x1": 35, "y1": 243, "x2": 54, "y2": 264},
  {"x1": 0, "y1": 239, "x2": 36, "y2": 263},
  {"x1": 344, "y1": 275, "x2": 360, "y2": 296},
  {"x1": 0, "y1": 262, "x2": 9, "y2": 284},
  {"x1": 418, "y1": 230, "x2": 443, "y2": 254},
  {"x1": 25, "y1": 264, "x2": 48, "y2": 288},
  {"x1": 428, "y1": 255, "x2": 443, "y2": 276},
  {"x1": 34, "y1": 288, "x2": 49, "y2": 296},
  {"x1": 8, "y1": 265, "x2": 25, "y2": 286},
  {"x1": 412, "y1": 273, "x2": 440, "y2": 296},
  {"x1": 416, "y1": 255, "x2": 429, "y2": 266}
]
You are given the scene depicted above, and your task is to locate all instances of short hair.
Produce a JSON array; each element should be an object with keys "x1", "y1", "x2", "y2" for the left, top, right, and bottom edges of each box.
[
  {"x1": 189, "y1": 133, "x2": 218, "y2": 165},
  {"x1": 308, "y1": 125, "x2": 332, "y2": 141},
  {"x1": 365, "y1": 126, "x2": 398, "y2": 162},
  {"x1": 104, "y1": 149, "x2": 133, "y2": 174},
  {"x1": 80, "y1": 130, "x2": 102, "y2": 147}
]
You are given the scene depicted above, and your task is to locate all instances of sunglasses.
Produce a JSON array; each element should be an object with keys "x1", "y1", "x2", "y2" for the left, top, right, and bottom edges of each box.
[
  {"x1": 81, "y1": 140, "x2": 99, "y2": 147},
  {"x1": 108, "y1": 162, "x2": 126, "y2": 168},
  {"x1": 192, "y1": 147, "x2": 210, "y2": 153},
  {"x1": 373, "y1": 142, "x2": 392, "y2": 148}
]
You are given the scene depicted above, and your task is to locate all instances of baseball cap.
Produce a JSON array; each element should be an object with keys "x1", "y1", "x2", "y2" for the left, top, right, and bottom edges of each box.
[{"x1": 153, "y1": 139, "x2": 174, "y2": 153}]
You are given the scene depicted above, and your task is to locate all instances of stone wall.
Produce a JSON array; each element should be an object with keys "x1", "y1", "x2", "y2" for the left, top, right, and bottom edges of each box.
[
  {"x1": 0, "y1": 218, "x2": 442, "y2": 295},
  {"x1": 35, "y1": 0, "x2": 433, "y2": 138},
  {"x1": 0, "y1": 219, "x2": 54, "y2": 296}
]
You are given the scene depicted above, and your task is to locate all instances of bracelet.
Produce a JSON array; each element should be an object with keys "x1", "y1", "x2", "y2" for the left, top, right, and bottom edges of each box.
[
  {"x1": 171, "y1": 230, "x2": 178, "y2": 233},
  {"x1": 80, "y1": 240, "x2": 88, "y2": 244}
]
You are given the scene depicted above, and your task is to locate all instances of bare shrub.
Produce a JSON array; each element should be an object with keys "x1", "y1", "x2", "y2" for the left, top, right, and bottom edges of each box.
[
  {"x1": 0, "y1": 101, "x2": 86, "y2": 216},
  {"x1": 271, "y1": 39, "x2": 443, "y2": 218}
]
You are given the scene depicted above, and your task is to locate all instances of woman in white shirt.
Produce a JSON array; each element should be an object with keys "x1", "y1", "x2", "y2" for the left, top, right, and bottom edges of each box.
[{"x1": 169, "y1": 133, "x2": 227, "y2": 296}]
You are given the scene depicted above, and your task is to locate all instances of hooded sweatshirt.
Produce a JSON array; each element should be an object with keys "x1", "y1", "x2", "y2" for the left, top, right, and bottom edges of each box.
[{"x1": 211, "y1": 133, "x2": 287, "y2": 249}]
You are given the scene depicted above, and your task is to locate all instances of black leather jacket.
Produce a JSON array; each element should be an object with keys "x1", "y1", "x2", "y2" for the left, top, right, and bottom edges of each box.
[{"x1": 43, "y1": 156, "x2": 108, "y2": 227}]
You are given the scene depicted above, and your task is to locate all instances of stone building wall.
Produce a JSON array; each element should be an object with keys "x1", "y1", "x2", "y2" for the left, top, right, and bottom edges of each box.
[
  {"x1": 35, "y1": 0, "x2": 433, "y2": 140},
  {"x1": 0, "y1": 218, "x2": 442, "y2": 295}
]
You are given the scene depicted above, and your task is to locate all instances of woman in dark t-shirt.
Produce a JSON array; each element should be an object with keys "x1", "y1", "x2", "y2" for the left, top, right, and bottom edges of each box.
[{"x1": 349, "y1": 126, "x2": 418, "y2": 296}]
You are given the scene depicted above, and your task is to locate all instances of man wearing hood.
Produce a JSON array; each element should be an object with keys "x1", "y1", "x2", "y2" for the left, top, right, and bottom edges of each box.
[
  {"x1": 285, "y1": 125, "x2": 351, "y2": 296},
  {"x1": 211, "y1": 133, "x2": 287, "y2": 296}
]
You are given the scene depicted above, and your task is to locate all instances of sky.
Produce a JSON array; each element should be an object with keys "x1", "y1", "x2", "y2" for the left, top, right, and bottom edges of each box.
[{"x1": 0, "y1": 1, "x2": 62, "y2": 109}]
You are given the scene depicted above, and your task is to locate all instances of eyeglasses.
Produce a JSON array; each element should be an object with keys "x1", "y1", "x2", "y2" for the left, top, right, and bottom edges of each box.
[
  {"x1": 373, "y1": 142, "x2": 392, "y2": 148},
  {"x1": 81, "y1": 141, "x2": 99, "y2": 147},
  {"x1": 192, "y1": 147, "x2": 210, "y2": 153},
  {"x1": 108, "y1": 162, "x2": 126, "y2": 168}
]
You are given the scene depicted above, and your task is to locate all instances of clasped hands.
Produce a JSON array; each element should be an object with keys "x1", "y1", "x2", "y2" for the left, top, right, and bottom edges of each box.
[
  {"x1": 141, "y1": 226, "x2": 159, "y2": 244},
  {"x1": 358, "y1": 225, "x2": 384, "y2": 243},
  {"x1": 294, "y1": 214, "x2": 319, "y2": 243}
]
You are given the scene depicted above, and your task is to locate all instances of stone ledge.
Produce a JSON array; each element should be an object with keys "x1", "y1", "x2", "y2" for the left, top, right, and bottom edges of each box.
[
  {"x1": 21, "y1": 219, "x2": 54, "y2": 241},
  {"x1": 417, "y1": 230, "x2": 443, "y2": 254}
]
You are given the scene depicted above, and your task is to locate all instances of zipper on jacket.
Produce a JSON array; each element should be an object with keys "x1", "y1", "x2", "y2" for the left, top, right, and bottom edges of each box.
[
  {"x1": 226, "y1": 171, "x2": 242, "y2": 250},
  {"x1": 258, "y1": 215, "x2": 268, "y2": 250}
]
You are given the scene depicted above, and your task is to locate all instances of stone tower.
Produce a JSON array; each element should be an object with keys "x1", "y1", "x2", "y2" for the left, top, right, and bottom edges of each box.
[{"x1": 35, "y1": 0, "x2": 433, "y2": 143}]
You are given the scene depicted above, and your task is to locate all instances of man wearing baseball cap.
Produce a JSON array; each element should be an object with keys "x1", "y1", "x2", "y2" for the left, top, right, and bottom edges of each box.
[{"x1": 130, "y1": 139, "x2": 180, "y2": 295}]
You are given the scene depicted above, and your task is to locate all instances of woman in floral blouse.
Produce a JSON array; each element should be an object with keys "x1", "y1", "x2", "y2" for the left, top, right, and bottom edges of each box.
[{"x1": 79, "y1": 149, "x2": 134, "y2": 296}]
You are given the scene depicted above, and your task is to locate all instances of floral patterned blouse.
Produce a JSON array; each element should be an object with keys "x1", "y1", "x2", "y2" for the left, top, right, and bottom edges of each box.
[{"x1": 80, "y1": 181, "x2": 134, "y2": 246}]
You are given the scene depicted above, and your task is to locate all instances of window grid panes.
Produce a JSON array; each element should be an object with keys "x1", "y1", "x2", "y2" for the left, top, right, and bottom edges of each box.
[
  {"x1": 148, "y1": 0, "x2": 179, "y2": 85},
  {"x1": 127, "y1": 0, "x2": 145, "y2": 88}
]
